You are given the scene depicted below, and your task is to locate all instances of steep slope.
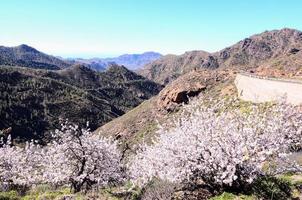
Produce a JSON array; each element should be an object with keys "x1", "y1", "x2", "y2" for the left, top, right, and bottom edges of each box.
[
  {"x1": 139, "y1": 28, "x2": 302, "y2": 84},
  {"x1": 0, "y1": 64, "x2": 162, "y2": 142},
  {"x1": 0, "y1": 44, "x2": 72, "y2": 70},
  {"x1": 70, "y1": 52, "x2": 162, "y2": 71},
  {"x1": 96, "y1": 68, "x2": 234, "y2": 157}
]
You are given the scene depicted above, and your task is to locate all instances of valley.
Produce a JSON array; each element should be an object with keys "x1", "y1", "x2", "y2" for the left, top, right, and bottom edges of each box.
[{"x1": 0, "y1": 63, "x2": 162, "y2": 142}]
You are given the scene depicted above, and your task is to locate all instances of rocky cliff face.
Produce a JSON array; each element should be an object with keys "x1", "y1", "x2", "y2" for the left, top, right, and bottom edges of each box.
[{"x1": 139, "y1": 28, "x2": 302, "y2": 85}]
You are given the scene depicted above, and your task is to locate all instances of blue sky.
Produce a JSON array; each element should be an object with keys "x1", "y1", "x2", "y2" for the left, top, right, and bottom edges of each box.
[{"x1": 0, "y1": 0, "x2": 301, "y2": 58}]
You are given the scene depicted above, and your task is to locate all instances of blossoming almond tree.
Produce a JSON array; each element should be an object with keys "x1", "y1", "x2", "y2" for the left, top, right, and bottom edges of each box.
[
  {"x1": 129, "y1": 100, "x2": 302, "y2": 192},
  {"x1": 0, "y1": 122, "x2": 124, "y2": 192},
  {"x1": 43, "y1": 122, "x2": 125, "y2": 192}
]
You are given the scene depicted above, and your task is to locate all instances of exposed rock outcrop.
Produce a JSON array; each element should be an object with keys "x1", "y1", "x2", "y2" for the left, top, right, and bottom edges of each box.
[{"x1": 157, "y1": 71, "x2": 207, "y2": 111}]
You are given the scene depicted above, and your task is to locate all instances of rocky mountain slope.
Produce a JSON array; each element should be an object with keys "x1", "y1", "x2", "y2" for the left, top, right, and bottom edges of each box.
[
  {"x1": 139, "y1": 28, "x2": 302, "y2": 85},
  {"x1": 70, "y1": 51, "x2": 162, "y2": 71},
  {"x1": 0, "y1": 44, "x2": 72, "y2": 70},
  {"x1": 96, "y1": 68, "x2": 233, "y2": 154},
  {"x1": 97, "y1": 28, "x2": 302, "y2": 157},
  {"x1": 0, "y1": 64, "x2": 162, "y2": 142}
]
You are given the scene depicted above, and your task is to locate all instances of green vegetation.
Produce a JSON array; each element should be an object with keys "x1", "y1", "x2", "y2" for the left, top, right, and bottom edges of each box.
[
  {"x1": 0, "y1": 187, "x2": 72, "y2": 200},
  {"x1": 0, "y1": 188, "x2": 95, "y2": 200},
  {"x1": 22, "y1": 188, "x2": 72, "y2": 200},
  {"x1": 0, "y1": 65, "x2": 162, "y2": 142},
  {"x1": 0, "y1": 191, "x2": 20, "y2": 200},
  {"x1": 210, "y1": 175, "x2": 298, "y2": 200},
  {"x1": 0, "y1": 175, "x2": 300, "y2": 200},
  {"x1": 251, "y1": 176, "x2": 292, "y2": 200},
  {"x1": 280, "y1": 173, "x2": 302, "y2": 186},
  {"x1": 0, "y1": 185, "x2": 143, "y2": 200},
  {"x1": 210, "y1": 192, "x2": 256, "y2": 200}
]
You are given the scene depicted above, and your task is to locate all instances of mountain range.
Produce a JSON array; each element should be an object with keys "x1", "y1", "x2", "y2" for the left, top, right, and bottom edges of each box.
[
  {"x1": 1, "y1": 28, "x2": 302, "y2": 144},
  {"x1": 139, "y1": 28, "x2": 302, "y2": 85},
  {"x1": 69, "y1": 51, "x2": 162, "y2": 71},
  {"x1": 0, "y1": 44, "x2": 162, "y2": 72}
]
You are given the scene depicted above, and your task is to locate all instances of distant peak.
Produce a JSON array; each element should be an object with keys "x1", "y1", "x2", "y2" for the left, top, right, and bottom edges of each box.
[
  {"x1": 142, "y1": 51, "x2": 162, "y2": 55},
  {"x1": 16, "y1": 44, "x2": 39, "y2": 53}
]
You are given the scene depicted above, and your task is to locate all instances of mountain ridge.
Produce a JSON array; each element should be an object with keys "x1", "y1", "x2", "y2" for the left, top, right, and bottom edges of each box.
[
  {"x1": 69, "y1": 51, "x2": 162, "y2": 71},
  {"x1": 0, "y1": 44, "x2": 72, "y2": 70},
  {"x1": 139, "y1": 28, "x2": 302, "y2": 84}
]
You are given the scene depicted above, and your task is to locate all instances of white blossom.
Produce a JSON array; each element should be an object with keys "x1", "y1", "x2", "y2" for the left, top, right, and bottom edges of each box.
[
  {"x1": 129, "y1": 99, "x2": 302, "y2": 188},
  {"x1": 0, "y1": 122, "x2": 124, "y2": 192}
]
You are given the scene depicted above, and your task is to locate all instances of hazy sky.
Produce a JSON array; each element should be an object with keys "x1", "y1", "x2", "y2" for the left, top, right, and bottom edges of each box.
[{"x1": 1, "y1": 0, "x2": 301, "y2": 58}]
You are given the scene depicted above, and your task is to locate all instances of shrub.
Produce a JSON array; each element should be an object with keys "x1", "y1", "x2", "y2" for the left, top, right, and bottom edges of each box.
[
  {"x1": 0, "y1": 191, "x2": 20, "y2": 200},
  {"x1": 251, "y1": 176, "x2": 292, "y2": 200}
]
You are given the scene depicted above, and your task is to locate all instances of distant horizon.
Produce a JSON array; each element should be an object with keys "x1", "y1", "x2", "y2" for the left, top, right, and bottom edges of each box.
[
  {"x1": 1, "y1": 43, "x2": 165, "y2": 59},
  {"x1": 39, "y1": 26, "x2": 302, "y2": 59},
  {"x1": 1, "y1": 26, "x2": 301, "y2": 59},
  {"x1": 1, "y1": 0, "x2": 302, "y2": 58},
  {"x1": 56, "y1": 50, "x2": 164, "y2": 59},
  {"x1": 56, "y1": 51, "x2": 163, "y2": 59}
]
